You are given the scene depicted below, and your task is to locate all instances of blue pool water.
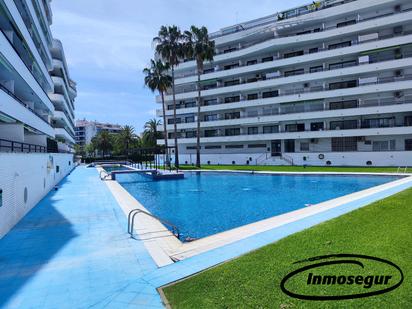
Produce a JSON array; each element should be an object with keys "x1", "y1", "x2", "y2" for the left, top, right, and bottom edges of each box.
[{"x1": 116, "y1": 172, "x2": 400, "y2": 239}]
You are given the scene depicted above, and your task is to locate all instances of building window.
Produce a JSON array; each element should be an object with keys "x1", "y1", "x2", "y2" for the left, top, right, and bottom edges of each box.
[
  {"x1": 247, "y1": 93, "x2": 258, "y2": 100},
  {"x1": 332, "y1": 137, "x2": 358, "y2": 152},
  {"x1": 185, "y1": 101, "x2": 196, "y2": 108},
  {"x1": 337, "y1": 20, "x2": 356, "y2": 28},
  {"x1": 247, "y1": 59, "x2": 257, "y2": 66},
  {"x1": 405, "y1": 116, "x2": 412, "y2": 126},
  {"x1": 310, "y1": 122, "x2": 324, "y2": 131},
  {"x1": 225, "y1": 144, "x2": 244, "y2": 149},
  {"x1": 284, "y1": 68, "x2": 304, "y2": 77},
  {"x1": 262, "y1": 90, "x2": 278, "y2": 98},
  {"x1": 248, "y1": 144, "x2": 266, "y2": 148},
  {"x1": 224, "y1": 79, "x2": 240, "y2": 87},
  {"x1": 262, "y1": 56, "x2": 273, "y2": 62},
  {"x1": 300, "y1": 142, "x2": 310, "y2": 151},
  {"x1": 329, "y1": 80, "x2": 357, "y2": 90},
  {"x1": 405, "y1": 139, "x2": 412, "y2": 151},
  {"x1": 204, "y1": 130, "x2": 218, "y2": 137},
  {"x1": 285, "y1": 123, "x2": 305, "y2": 132},
  {"x1": 0, "y1": 189, "x2": 2, "y2": 207},
  {"x1": 309, "y1": 65, "x2": 323, "y2": 73},
  {"x1": 225, "y1": 128, "x2": 240, "y2": 136},
  {"x1": 309, "y1": 47, "x2": 319, "y2": 54},
  {"x1": 224, "y1": 96, "x2": 240, "y2": 103},
  {"x1": 247, "y1": 127, "x2": 258, "y2": 135},
  {"x1": 329, "y1": 60, "x2": 357, "y2": 70},
  {"x1": 224, "y1": 63, "x2": 239, "y2": 70},
  {"x1": 204, "y1": 114, "x2": 218, "y2": 122},
  {"x1": 328, "y1": 41, "x2": 351, "y2": 50},
  {"x1": 284, "y1": 50, "x2": 304, "y2": 58},
  {"x1": 224, "y1": 112, "x2": 240, "y2": 119},
  {"x1": 372, "y1": 140, "x2": 396, "y2": 151},
  {"x1": 361, "y1": 118, "x2": 393, "y2": 129},
  {"x1": 330, "y1": 120, "x2": 358, "y2": 130},
  {"x1": 56, "y1": 166, "x2": 60, "y2": 173},
  {"x1": 186, "y1": 131, "x2": 196, "y2": 138},
  {"x1": 263, "y1": 125, "x2": 279, "y2": 134},
  {"x1": 329, "y1": 100, "x2": 358, "y2": 110},
  {"x1": 186, "y1": 146, "x2": 197, "y2": 150},
  {"x1": 205, "y1": 145, "x2": 221, "y2": 149},
  {"x1": 185, "y1": 116, "x2": 195, "y2": 123},
  {"x1": 204, "y1": 99, "x2": 218, "y2": 106}
]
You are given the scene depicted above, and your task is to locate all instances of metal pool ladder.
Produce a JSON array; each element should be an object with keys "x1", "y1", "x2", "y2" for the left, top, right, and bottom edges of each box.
[
  {"x1": 397, "y1": 166, "x2": 408, "y2": 173},
  {"x1": 127, "y1": 209, "x2": 180, "y2": 239}
]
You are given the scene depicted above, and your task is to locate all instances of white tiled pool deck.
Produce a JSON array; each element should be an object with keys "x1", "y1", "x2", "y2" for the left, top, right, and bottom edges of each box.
[{"x1": 1, "y1": 166, "x2": 412, "y2": 308}]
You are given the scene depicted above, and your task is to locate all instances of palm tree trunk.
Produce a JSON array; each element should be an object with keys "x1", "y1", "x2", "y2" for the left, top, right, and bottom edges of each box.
[
  {"x1": 171, "y1": 66, "x2": 179, "y2": 168},
  {"x1": 195, "y1": 69, "x2": 201, "y2": 168},
  {"x1": 160, "y1": 91, "x2": 169, "y2": 166}
]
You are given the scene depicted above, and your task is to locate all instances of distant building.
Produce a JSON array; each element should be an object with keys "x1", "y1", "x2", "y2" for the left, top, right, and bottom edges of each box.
[{"x1": 75, "y1": 119, "x2": 122, "y2": 147}]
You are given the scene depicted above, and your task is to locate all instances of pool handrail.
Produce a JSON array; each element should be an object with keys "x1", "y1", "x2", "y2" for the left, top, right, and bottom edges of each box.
[{"x1": 128, "y1": 208, "x2": 180, "y2": 239}]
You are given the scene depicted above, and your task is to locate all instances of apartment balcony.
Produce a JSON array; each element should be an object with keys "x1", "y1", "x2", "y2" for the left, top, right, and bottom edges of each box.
[
  {"x1": 166, "y1": 55, "x2": 412, "y2": 102},
  {"x1": 176, "y1": 8, "x2": 412, "y2": 72},
  {"x1": 165, "y1": 100, "x2": 412, "y2": 131},
  {"x1": 163, "y1": 124, "x2": 412, "y2": 145},
  {"x1": 51, "y1": 75, "x2": 76, "y2": 110},
  {"x1": 49, "y1": 93, "x2": 75, "y2": 119},
  {"x1": 0, "y1": 84, "x2": 55, "y2": 137},
  {"x1": 163, "y1": 74, "x2": 412, "y2": 118},
  {"x1": 52, "y1": 111, "x2": 75, "y2": 135},
  {"x1": 0, "y1": 32, "x2": 54, "y2": 114},
  {"x1": 175, "y1": 32, "x2": 412, "y2": 86},
  {"x1": 55, "y1": 127, "x2": 75, "y2": 145}
]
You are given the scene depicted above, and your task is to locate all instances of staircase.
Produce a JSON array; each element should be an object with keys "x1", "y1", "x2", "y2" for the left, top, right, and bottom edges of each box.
[{"x1": 256, "y1": 153, "x2": 294, "y2": 166}]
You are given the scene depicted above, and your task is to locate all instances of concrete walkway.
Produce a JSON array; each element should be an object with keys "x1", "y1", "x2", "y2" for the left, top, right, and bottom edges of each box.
[
  {"x1": 0, "y1": 167, "x2": 162, "y2": 309},
  {"x1": 2, "y1": 167, "x2": 412, "y2": 309}
]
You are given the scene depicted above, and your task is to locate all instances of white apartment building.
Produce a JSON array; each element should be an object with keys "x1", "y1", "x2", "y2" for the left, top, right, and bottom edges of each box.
[
  {"x1": 0, "y1": 0, "x2": 76, "y2": 238},
  {"x1": 157, "y1": 0, "x2": 412, "y2": 166},
  {"x1": 75, "y1": 119, "x2": 122, "y2": 148}
]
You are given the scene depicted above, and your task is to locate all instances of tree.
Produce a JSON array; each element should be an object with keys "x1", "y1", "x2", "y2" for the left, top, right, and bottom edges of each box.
[
  {"x1": 93, "y1": 131, "x2": 114, "y2": 157},
  {"x1": 118, "y1": 125, "x2": 136, "y2": 158},
  {"x1": 143, "y1": 118, "x2": 162, "y2": 147},
  {"x1": 153, "y1": 25, "x2": 184, "y2": 168},
  {"x1": 143, "y1": 59, "x2": 172, "y2": 164},
  {"x1": 183, "y1": 26, "x2": 215, "y2": 167}
]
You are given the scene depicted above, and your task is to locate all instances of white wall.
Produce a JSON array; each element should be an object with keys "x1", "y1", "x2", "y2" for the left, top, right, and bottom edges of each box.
[
  {"x1": 0, "y1": 153, "x2": 74, "y2": 238},
  {"x1": 178, "y1": 151, "x2": 412, "y2": 167}
]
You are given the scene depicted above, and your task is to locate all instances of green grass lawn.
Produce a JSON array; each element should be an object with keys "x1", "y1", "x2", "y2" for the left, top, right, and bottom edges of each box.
[
  {"x1": 177, "y1": 164, "x2": 411, "y2": 173},
  {"x1": 162, "y1": 187, "x2": 412, "y2": 308}
]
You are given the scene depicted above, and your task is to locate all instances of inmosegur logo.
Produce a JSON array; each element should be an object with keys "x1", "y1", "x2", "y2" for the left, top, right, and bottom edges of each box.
[{"x1": 280, "y1": 254, "x2": 403, "y2": 300}]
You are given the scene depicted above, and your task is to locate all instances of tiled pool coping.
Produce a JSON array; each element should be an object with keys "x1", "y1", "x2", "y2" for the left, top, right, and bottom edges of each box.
[{"x1": 98, "y1": 166, "x2": 412, "y2": 268}]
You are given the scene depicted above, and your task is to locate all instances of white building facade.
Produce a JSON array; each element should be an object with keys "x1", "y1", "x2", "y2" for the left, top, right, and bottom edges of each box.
[
  {"x1": 158, "y1": 0, "x2": 412, "y2": 166},
  {"x1": 0, "y1": 0, "x2": 76, "y2": 238},
  {"x1": 75, "y1": 119, "x2": 122, "y2": 148}
]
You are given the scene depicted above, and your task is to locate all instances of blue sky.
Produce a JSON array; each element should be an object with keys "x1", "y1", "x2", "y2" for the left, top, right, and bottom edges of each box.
[{"x1": 50, "y1": 0, "x2": 308, "y2": 133}]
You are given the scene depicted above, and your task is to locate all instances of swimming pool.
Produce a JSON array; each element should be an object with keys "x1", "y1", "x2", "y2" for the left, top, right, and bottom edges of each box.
[
  {"x1": 116, "y1": 172, "x2": 400, "y2": 240},
  {"x1": 102, "y1": 165, "x2": 133, "y2": 173}
]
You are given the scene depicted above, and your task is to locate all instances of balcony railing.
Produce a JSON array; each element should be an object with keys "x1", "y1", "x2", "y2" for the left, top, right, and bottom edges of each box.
[
  {"x1": 0, "y1": 82, "x2": 50, "y2": 125},
  {"x1": 168, "y1": 98, "x2": 412, "y2": 128},
  {"x1": 175, "y1": 123, "x2": 412, "y2": 139},
  {"x1": 211, "y1": 7, "x2": 411, "y2": 56},
  {"x1": 164, "y1": 74, "x2": 412, "y2": 117},
  {"x1": 172, "y1": 51, "x2": 412, "y2": 96},
  {"x1": 0, "y1": 138, "x2": 46, "y2": 153},
  {"x1": 176, "y1": 18, "x2": 412, "y2": 81}
]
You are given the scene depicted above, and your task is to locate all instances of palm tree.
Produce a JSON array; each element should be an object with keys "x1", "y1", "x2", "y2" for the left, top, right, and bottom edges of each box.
[
  {"x1": 143, "y1": 59, "x2": 172, "y2": 165},
  {"x1": 118, "y1": 125, "x2": 135, "y2": 158},
  {"x1": 183, "y1": 26, "x2": 215, "y2": 167},
  {"x1": 143, "y1": 118, "x2": 162, "y2": 147},
  {"x1": 153, "y1": 25, "x2": 184, "y2": 168},
  {"x1": 94, "y1": 130, "x2": 113, "y2": 157}
]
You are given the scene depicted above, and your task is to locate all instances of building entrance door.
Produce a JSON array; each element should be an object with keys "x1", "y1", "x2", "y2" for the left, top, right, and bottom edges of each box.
[{"x1": 271, "y1": 140, "x2": 281, "y2": 156}]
